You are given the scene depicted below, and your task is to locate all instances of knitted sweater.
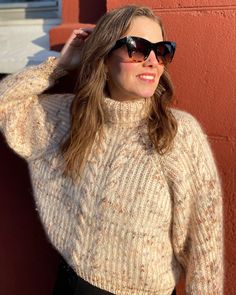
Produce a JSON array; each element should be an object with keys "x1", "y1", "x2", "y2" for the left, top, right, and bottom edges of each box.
[{"x1": 0, "y1": 57, "x2": 224, "y2": 295}]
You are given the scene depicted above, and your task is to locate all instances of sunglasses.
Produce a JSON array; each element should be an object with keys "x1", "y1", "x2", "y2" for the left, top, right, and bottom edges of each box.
[{"x1": 110, "y1": 36, "x2": 176, "y2": 65}]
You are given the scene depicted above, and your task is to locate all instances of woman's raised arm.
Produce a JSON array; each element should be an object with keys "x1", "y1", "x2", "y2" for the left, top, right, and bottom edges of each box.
[{"x1": 0, "y1": 28, "x2": 93, "y2": 160}]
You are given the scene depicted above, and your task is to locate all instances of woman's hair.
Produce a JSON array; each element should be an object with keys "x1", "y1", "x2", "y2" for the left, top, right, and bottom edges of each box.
[{"x1": 61, "y1": 5, "x2": 178, "y2": 181}]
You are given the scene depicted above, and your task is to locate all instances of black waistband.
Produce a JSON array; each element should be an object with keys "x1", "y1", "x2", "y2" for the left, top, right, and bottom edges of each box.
[
  {"x1": 53, "y1": 257, "x2": 176, "y2": 295},
  {"x1": 53, "y1": 258, "x2": 114, "y2": 295},
  {"x1": 74, "y1": 275, "x2": 114, "y2": 295}
]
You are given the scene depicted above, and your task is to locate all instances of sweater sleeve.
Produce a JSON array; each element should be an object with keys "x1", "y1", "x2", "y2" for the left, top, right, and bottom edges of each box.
[
  {"x1": 0, "y1": 57, "x2": 71, "y2": 160},
  {"x1": 162, "y1": 111, "x2": 224, "y2": 294}
]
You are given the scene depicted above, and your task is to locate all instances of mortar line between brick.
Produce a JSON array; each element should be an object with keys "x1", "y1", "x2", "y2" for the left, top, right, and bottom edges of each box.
[
  {"x1": 208, "y1": 135, "x2": 236, "y2": 143},
  {"x1": 153, "y1": 5, "x2": 236, "y2": 13}
]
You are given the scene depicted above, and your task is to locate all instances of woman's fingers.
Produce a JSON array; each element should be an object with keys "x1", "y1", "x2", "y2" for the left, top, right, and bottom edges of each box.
[
  {"x1": 77, "y1": 27, "x2": 94, "y2": 35},
  {"x1": 61, "y1": 28, "x2": 93, "y2": 54},
  {"x1": 58, "y1": 27, "x2": 94, "y2": 70},
  {"x1": 73, "y1": 27, "x2": 93, "y2": 40}
]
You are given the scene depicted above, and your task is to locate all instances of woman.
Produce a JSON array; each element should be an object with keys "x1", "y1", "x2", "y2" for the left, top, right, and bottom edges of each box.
[{"x1": 0, "y1": 5, "x2": 223, "y2": 295}]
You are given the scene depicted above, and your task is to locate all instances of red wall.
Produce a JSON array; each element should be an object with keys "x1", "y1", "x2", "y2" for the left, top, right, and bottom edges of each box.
[{"x1": 1, "y1": 0, "x2": 235, "y2": 294}]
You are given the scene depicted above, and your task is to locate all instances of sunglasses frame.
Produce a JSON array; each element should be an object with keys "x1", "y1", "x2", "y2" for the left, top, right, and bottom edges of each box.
[{"x1": 110, "y1": 36, "x2": 176, "y2": 65}]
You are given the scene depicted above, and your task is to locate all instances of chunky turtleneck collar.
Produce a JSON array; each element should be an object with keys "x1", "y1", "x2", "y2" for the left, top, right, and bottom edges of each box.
[{"x1": 102, "y1": 96, "x2": 151, "y2": 126}]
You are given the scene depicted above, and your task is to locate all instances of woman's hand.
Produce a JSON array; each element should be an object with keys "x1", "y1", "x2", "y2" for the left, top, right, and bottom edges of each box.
[{"x1": 57, "y1": 28, "x2": 93, "y2": 71}]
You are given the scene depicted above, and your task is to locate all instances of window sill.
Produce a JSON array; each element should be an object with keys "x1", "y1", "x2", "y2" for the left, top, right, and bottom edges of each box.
[
  {"x1": 0, "y1": 4, "x2": 59, "y2": 20},
  {"x1": 0, "y1": 18, "x2": 60, "y2": 26}
]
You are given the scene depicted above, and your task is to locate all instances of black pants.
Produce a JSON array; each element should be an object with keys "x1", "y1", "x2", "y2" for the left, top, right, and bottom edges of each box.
[
  {"x1": 53, "y1": 258, "x2": 177, "y2": 295},
  {"x1": 53, "y1": 258, "x2": 113, "y2": 295}
]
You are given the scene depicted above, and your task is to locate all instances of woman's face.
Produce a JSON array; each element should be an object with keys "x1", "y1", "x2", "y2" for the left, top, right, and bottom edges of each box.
[{"x1": 105, "y1": 16, "x2": 164, "y2": 101}]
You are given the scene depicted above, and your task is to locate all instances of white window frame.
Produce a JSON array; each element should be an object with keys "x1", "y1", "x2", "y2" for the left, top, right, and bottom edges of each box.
[{"x1": 0, "y1": 1, "x2": 61, "y2": 20}]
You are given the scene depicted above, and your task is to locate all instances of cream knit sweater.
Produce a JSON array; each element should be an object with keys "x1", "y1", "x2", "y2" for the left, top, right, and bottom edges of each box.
[{"x1": 0, "y1": 57, "x2": 224, "y2": 295}]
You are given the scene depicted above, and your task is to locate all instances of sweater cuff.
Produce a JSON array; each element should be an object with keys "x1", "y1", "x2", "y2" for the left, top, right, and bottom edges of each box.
[{"x1": 38, "y1": 56, "x2": 68, "y2": 81}]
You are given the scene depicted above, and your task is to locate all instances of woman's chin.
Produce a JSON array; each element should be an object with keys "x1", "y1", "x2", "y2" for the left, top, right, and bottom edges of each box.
[{"x1": 137, "y1": 91, "x2": 155, "y2": 99}]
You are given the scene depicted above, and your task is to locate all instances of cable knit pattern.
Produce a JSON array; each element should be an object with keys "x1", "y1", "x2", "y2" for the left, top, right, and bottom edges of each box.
[{"x1": 0, "y1": 58, "x2": 224, "y2": 295}]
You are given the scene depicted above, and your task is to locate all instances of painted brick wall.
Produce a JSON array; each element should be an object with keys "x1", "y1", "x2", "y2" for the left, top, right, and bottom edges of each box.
[{"x1": 1, "y1": 0, "x2": 235, "y2": 294}]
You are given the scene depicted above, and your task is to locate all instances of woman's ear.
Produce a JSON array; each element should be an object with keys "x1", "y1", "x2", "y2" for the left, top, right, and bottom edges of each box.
[
  {"x1": 104, "y1": 63, "x2": 108, "y2": 73},
  {"x1": 104, "y1": 55, "x2": 109, "y2": 67},
  {"x1": 103, "y1": 60, "x2": 109, "y2": 79}
]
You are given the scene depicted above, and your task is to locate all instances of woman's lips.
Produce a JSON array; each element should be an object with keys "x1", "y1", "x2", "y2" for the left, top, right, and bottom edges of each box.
[{"x1": 137, "y1": 73, "x2": 156, "y2": 82}]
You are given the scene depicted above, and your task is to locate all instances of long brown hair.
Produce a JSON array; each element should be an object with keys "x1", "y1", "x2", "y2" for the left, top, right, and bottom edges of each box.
[{"x1": 62, "y1": 5, "x2": 177, "y2": 180}]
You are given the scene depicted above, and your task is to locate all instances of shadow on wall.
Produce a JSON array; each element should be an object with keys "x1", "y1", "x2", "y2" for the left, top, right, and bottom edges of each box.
[
  {"x1": 0, "y1": 132, "x2": 59, "y2": 295},
  {"x1": 24, "y1": 19, "x2": 61, "y2": 69},
  {"x1": 79, "y1": 0, "x2": 106, "y2": 23}
]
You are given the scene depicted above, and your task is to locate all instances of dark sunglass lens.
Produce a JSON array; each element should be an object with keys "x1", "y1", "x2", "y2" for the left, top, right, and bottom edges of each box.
[
  {"x1": 128, "y1": 38, "x2": 148, "y2": 62},
  {"x1": 157, "y1": 43, "x2": 175, "y2": 65},
  {"x1": 131, "y1": 51, "x2": 145, "y2": 62}
]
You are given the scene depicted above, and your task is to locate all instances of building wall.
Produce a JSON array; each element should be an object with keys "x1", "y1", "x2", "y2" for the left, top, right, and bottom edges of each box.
[{"x1": 0, "y1": 0, "x2": 235, "y2": 294}]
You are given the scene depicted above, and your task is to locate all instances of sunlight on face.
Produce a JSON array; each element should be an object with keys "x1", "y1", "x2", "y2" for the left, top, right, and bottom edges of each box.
[{"x1": 106, "y1": 16, "x2": 164, "y2": 101}]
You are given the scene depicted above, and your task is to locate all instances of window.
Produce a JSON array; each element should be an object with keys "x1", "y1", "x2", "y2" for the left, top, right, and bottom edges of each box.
[{"x1": 0, "y1": 0, "x2": 60, "y2": 20}]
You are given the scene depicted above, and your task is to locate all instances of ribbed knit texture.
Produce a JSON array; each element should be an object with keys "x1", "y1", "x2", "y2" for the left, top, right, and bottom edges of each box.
[{"x1": 0, "y1": 58, "x2": 224, "y2": 295}]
